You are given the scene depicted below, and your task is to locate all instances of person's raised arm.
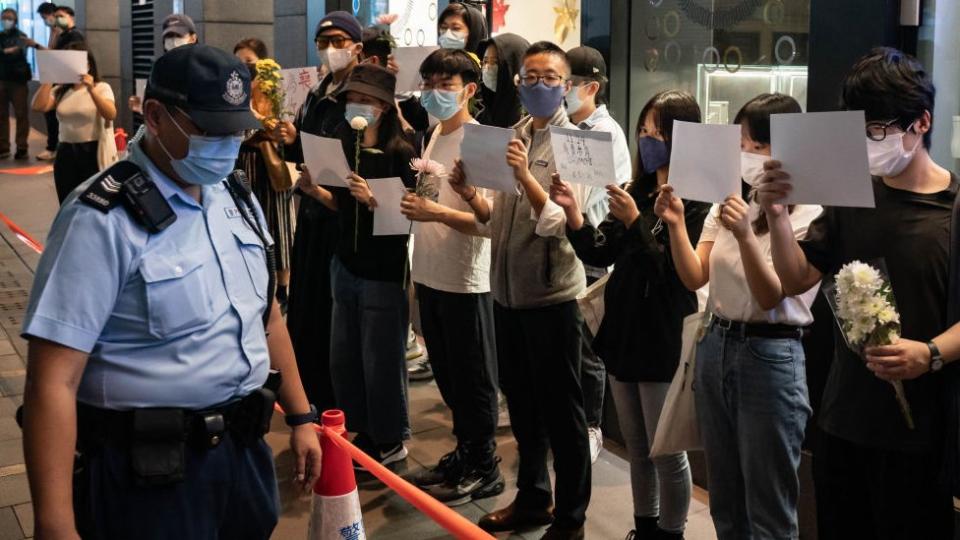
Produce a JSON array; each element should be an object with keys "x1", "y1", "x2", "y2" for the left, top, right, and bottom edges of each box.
[
  {"x1": 449, "y1": 158, "x2": 491, "y2": 224},
  {"x1": 508, "y1": 139, "x2": 549, "y2": 216},
  {"x1": 721, "y1": 195, "x2": 785, "y2": 310},
  {"x1": 756, "y1": 160, "x2": 822, "y2": 295},
  {"x1": 296, "y1": 166, "x2": 337, "y2": 211},
  {"x1": 83, "y1": 76, "x2": 116, "y2": 122},
  {"x1": 31, "y1": 83, "x2": 56, "y2": 113},
  {"x1": 656, "y1": 185, "x2": 712, "y2": 291},
  {"x1": 23, "y1": 339, "x2": 88, "y2": 540}
]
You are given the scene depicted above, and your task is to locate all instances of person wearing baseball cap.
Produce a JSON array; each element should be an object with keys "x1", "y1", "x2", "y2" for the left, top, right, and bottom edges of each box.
[
  {"x1": 20, "y1": 42, "x2": 321, "y2": 540},
  {"x1": 281, "y1": 9, "x2": 364, "y2": 417},
  {"x1": 161, "y1": 13, "x2": 198, "y2": 52}
]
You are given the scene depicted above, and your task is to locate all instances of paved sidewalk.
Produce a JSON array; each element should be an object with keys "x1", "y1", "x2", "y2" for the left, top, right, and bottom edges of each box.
[{"x1": 0, "y1": 139, "x2": 717, "y2": 539}]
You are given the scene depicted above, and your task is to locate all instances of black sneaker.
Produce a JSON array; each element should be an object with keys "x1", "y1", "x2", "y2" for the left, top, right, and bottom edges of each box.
[
  {"x1": 14, "y1": 149, "x2": 27, "y2": 160},
  {"x1": 353, "y1": 436, "x2": 408, "y2": 471},
  {"x1": 429, "y1": 459, "x2": 505, "y2": 507},
  {"x1": 0, "y1": 152, "x2": 10, "y2": 159},
  {"x1": 408, "y1": 449, "x2": 462, "y2": 488}
]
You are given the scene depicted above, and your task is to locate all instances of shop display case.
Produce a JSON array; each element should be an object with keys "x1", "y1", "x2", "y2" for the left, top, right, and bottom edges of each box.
[{"x1": 697, "y1": 64, "x2": 808, "y2": 124}]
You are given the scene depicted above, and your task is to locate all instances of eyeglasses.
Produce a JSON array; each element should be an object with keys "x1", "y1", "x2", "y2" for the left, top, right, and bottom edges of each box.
[
  {"x1": 865, "y1": 118, "x2": 904, "y2": 142},
  {"x1": 417, "y1": 81, "x2": 464, "y2": 92},
  {"x1": 315, "y1": 36, "x2": 352, "y2": 50},
  {"x1": 515, "y1": 73, "x2": 566, "y2": 88}
]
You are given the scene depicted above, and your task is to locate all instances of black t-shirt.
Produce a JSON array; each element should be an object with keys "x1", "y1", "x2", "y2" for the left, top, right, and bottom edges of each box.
[
  {"x1": 54, "y1": 28, "x2": 84, "y2": 50},
  {"x1": 800, "y1": 175, "x2": 959, "y2": 452},
  {"x1": 329, "y1": 126, "x2": 416, "y2": 283},
  {"x1": 0, "y1": 29, "x2": 31, "y2": 82}
]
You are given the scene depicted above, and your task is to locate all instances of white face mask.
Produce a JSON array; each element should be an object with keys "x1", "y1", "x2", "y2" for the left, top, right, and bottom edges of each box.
[
  {"x1": 163, "y1": 36, "x2": 190, "y2": 52},
  {"x1": 481, "y1": 65, "x2": 498, "y2": 91},
  {"x1": 740, "y1": 151, "x2": 767, "y2": 187},
  {"x1": 866, "y1": 125, "x2": 922, "y2": 177},
  {"x1": 319, "y1": 46, "x2": 354, "y2": 73}
]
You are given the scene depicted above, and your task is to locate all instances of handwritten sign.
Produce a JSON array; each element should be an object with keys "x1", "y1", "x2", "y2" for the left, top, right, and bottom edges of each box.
[
  {"x1": 549, "y1": 126, "x2": 617, "y2": 187},
  {"x1": 280, "y1": 67, "x2": 320, "y2": 119}
]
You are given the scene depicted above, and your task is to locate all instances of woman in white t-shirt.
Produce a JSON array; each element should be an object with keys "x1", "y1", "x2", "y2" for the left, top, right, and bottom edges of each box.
[
  {"x1": 32, "y1": 43, "x2": 116, "y2": 203},
  {"x1": 655, "y1": 94, "x2": 822, "y2": 540}
]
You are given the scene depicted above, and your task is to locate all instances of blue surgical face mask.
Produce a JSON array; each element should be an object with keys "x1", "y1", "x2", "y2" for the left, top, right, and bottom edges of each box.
[
  {"x1": 158, "y1": 108, "x2": 243, "y2": 186},
  {"x1": 344, "y1": 102, "x2": 380, "y2": 127},
  {"x1": 420, "y1": 89, "x2": 463, "y2": 121},
  {"x1": 438, "y1": 29, "x2": 467, "y2": 50},
  {"x1": 638, "y1": 136, "x2": 670, "y2": 174},
  {"x1": 1, "y1": 20, "x2": 14, "y2": 31},
  {"x1": 565, "y1": 85, "x2": 584, "y2": 116},
  {"x1": 518, "y1": 81, "x2": 566, "y2": 119}
]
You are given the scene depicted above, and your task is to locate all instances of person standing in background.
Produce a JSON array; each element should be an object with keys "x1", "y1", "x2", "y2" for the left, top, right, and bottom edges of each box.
[
  {"x1": 475, "y1": 33, "x2": 529, "y2": 128},
  {"x1": 32, "y1": 43, "x2": 116, "y2": 204},
  {"x1": 284, "y1": 11, "x2": 363, "y2": 414},
  {"x1": 0, "y1": 8, "x2": 32, "y2": 160},
  {"x1": 129, "y1": 14, "x2": 199, "y2": 115},
  {"x1": 563, "y1": 45, "x2": 633, "y2": 463},
  {"x1": 32, "y1": 5, "x2": 85, "y2": 162},
  {"x1": 233, "y1": 38, "x2": 298, "y2": 312}
]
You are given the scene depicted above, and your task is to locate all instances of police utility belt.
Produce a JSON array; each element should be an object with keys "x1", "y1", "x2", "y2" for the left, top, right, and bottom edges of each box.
[{"x1": 76, "y1": 371, "x2": 281, "y2": 487}]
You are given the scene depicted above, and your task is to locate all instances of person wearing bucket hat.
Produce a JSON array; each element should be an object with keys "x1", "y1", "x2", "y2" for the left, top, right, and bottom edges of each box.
[
  {"x1": 282, "y1": 9, "x2": 364, "y2": 420},
  {"x1": 19, "y1": 42, "x2": 322, "y2": 540},
  {"x1": 297, "y1": 63, "x2": 419, "y2": 467}
]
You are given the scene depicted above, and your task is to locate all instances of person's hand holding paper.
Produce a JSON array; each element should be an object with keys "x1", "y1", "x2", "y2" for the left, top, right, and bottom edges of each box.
[
  {"x1": 549, "y1": 126, "x2": 617, "y2": 188},
  {"x1": 666, "y1": 121, "x2": 741, "y2": 204}
]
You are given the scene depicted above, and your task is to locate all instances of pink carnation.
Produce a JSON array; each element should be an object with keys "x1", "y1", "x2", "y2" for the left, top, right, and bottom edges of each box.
[{"x1": 377, "y1": 13, "x2": 399, "y2": 25}]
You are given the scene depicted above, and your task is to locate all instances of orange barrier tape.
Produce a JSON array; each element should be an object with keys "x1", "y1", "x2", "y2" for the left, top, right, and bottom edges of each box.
[
  {"x1": 0, "y1": 211, "x2": 44, "y2": 254},
  {"x1": 275, "y1": 404, "x2": 495, "y2": 540}
]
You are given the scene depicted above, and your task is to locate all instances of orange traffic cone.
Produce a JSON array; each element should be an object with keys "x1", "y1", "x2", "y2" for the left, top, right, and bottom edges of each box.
[{"x1": 308, "y1": 410, "x2": 367, "y2": 540}]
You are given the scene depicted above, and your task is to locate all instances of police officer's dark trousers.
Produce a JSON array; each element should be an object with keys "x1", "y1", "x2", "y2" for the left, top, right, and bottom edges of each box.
[{"x1": 74, "y1": 432, "x2": 280, "y2": 540}]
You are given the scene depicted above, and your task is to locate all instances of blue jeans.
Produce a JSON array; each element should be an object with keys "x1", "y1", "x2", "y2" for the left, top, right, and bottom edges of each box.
[
  {"x1": 694, "y1": 323, "x2": 812, "y2": 540},
  {"x1": 330, "y1": 256, "x2": 410, "y2": 445}
]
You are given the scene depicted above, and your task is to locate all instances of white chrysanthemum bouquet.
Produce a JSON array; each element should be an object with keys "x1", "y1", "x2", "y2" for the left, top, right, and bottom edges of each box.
[{"x1": 832, "y1": 261, "x2": 914, "y2": 429}]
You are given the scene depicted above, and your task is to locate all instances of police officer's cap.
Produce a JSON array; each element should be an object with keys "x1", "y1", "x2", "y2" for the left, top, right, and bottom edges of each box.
[{"x1": 145, "y1": 44, "x2": 260, "y2": 135}]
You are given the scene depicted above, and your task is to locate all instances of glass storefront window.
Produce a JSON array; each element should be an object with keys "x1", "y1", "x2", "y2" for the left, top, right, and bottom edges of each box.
[
  {"x1": 917, "y1": 0, "x2": 960, "y2": 174},
  {"x1": 630, "y1": 0, "x2": 811, "y2": 130}
]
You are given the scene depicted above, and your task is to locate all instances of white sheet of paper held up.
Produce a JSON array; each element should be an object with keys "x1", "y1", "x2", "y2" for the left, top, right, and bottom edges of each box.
[
  {"x1": 667, "y1": 121, "x2": 741, "y2": 204},
  {"x1": 771, "y1": 111, "x2": 875, "y2": 208},
  {"x1": 549, "y1": 126, "x2": 617, "y2": 187},
  {"x1": 300, "y1": 132, "x2": 351, "y2": 187},
  {"x1": 393, "y1": 46, "x2": 440, "y2": 94},
  {"x1": 460, "y1": 123, "x2": 517, "y2": 193},
  {"x1": 368, "y1": 177, "x2": 412, "y2": 236},
  {"x1": 36, "y1": 50, "x2": 88, "y2": 84},
  {"x1": 135, "y1": 78, "x2": 147, "y2": 101}
]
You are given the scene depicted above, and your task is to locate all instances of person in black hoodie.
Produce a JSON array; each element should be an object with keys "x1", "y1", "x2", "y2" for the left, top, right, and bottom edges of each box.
[
  {"x1": 437, "y1": 2, "x2": 488, "y2": 53},
  {"x1": 284, "y1": 11, "x2": 364, "y2": 414},
  {"x1": 475, "y1": 33, "x2": 529, "y2": 128},
  {"x1": 0, "y1": 8, "x2": 31, "y2": 160},
  {"x1": 297, "y1": 64, "x2": 417, "y2": 466},
  {"x1": 551, "y1": 91, "x2": 710, "y2": 540}
]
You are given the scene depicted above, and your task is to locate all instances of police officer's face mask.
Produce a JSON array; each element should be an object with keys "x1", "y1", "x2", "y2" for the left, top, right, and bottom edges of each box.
[{"x1": 156, "y1": 107, "x2": 244, "y2": 186}]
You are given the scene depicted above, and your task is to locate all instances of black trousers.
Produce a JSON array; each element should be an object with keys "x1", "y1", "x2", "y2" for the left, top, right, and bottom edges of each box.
[
  {"x1": 45, "y1": 108, "x2": 59, "y2": 151},
  {"x1": 495, "y1": 300, "x2": 591, "y2": 529},
  {"x1": 54, "y1": 141, "x2": 99, "y2": 204},
  {"x1": 74, "y1": 434, "x2": 279, "y2": 540},
  {"x1": 0, "y1": 80, "x2": 29, "y2": 153},
  {"x1": 417, "y1": 284, "x2": 498, "y2": 464},
  {"x1": 813, "y1": 429, "x2": 954, "y2": 540}
]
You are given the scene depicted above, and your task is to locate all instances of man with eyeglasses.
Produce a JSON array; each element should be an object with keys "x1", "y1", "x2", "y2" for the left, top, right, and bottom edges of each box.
[
  {"x1": 758, "y1": 47, "x2": 959, "y2": 538},
  {"x1": 452, "y1": 41, "x2": 591, "y2": 540},
  {"x1": 20, "y1": 44, "x2": 322, "y2": 540},
  {"x1": 283, "y1": 11, "x2": 364, "y2": 414}
]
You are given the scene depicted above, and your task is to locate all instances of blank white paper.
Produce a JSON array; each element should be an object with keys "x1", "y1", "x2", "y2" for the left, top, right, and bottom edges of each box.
[
  {"x1": 549, "y1": 126, "x2": 617, "y2": 188},
  {"x1": 36, "y1": 50, "x2": 88, "y2": 84},
  {"x1": 667, "y1": 121, "x2": 741, "y2": 204},
  {"x1": 300, "y1": 132, "x2": 351, "y2": 187},
  {"x1": 368, "y1": 177, "x2": 412, "y2": 236},
  {"x1": 771, "y1": 111, "x2": 875, "y2": 208},
  {"x1": 460, "y1": 123, "x2": 518, "y2": 193},
  {"x1": 393, "y1": 46, "x2": 440, "y2": 94}
]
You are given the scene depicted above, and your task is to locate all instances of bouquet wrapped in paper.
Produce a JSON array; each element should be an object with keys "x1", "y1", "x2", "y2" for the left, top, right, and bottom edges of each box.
[{"x1": 826, "y1": 260, "x2": 914, "y2": 429}]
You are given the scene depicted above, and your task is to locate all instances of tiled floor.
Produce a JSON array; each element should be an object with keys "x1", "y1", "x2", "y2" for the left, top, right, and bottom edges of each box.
[{"x1": 0, "y1": 130, "x2": 718, "y2": 539}]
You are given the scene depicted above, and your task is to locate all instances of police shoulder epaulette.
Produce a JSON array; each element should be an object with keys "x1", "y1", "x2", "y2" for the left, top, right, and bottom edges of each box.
[{"x1": 79, "y1": 160, "x2": 143, "y2": 213}]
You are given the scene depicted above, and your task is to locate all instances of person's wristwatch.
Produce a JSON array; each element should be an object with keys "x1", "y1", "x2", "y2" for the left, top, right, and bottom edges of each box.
[
  {"x1": 284, "y1": 404, "x2": 319, "y2": 427},
  {"x1": 927, "y1": 341, "x2": 944, "y2": 373}
]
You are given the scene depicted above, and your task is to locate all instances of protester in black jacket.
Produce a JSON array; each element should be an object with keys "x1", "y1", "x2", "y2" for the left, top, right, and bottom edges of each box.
[
  {"x1": 475, "y1": 33, "x2": 529, "y2": 128},
  {"x1": 0, "y1": 8, "x2": 31, "y2": 159},
  {"x1": 551, "y1": 91, "x2": 708, "y2": 540}
]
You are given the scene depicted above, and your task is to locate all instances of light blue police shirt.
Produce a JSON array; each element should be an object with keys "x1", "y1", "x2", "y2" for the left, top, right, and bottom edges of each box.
[{"x1": 22, "y1": 138, "x2": 273, "y2": 410}]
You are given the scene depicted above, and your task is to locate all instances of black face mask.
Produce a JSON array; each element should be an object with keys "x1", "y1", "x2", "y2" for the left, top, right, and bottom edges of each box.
[{"x1": 245, "y1": 63, "x2": 257, "y2": 78}]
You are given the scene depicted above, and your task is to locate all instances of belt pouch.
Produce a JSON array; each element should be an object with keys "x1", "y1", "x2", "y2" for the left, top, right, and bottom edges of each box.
[
  {"x1": 130, "y1": 408, "x2": 186, "y2": 487},
  {"x1": 231, "y1": 389, "x2": 276, "y2": 444}
]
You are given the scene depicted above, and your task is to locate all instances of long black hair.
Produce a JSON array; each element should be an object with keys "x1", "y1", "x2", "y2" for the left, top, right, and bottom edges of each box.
[
  {"x1": 438, "y1": 2, "x2": 489, "y2": 55},
  {"x1": 734, "y1": 93, "x2": 801, "y2": 235},
  {"x1": 630, "y1": 90, "x2": 700, "y2": 196},
  {"x1": 54, "y1": 42, "x2": 98, "y2": 103}
]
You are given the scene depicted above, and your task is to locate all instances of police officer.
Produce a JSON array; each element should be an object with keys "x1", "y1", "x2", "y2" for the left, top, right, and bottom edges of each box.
[{"x1": 20, "y1": 44, "x2": 322, "y2": 540}]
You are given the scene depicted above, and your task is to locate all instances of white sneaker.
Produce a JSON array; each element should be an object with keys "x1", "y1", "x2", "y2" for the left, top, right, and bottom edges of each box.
[
  {"x1": 496, "y1": 393, "x2": 510, "y2": 428},
  {"x1": 36, "y1": 149, "x2": 56, "y2": 161},
  {"x1": 405, "y1": 340, "x2": 423, "y2": 361},
  {"x1": 588, "y1": 426, "x2": 603, "y2": 464}
]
